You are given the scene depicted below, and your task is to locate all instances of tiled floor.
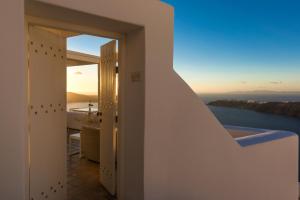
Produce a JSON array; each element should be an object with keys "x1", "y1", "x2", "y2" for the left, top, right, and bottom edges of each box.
[{"x1": 67, "y1": 130, "x2": 114, "y2": 200}]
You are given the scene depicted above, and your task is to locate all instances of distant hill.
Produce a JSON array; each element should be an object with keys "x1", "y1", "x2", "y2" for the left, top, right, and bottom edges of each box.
[
  {"x1": 198, "y1": 90, "x2": 300, "y2": 96},
  {"x1": 226, "y1": 90, "x2": 300, "y2": 95},
  {"x1": 67, "y1": 92, "x2": 98, "y2": 103},
  {"x1": 199, "y1": 90, "x2": 300, "y2": 95}
]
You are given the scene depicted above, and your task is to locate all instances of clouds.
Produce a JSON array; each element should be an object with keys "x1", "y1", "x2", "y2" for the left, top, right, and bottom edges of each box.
[
  {"x1": 269, "y1": 81, "x2": 283, "y2": 85},
  {"x1": 239, "y1": 80, "x2": 283, "y2": 86},
  {"x1": 67, "y1": 65, "x2": 98, "y2": 95}
]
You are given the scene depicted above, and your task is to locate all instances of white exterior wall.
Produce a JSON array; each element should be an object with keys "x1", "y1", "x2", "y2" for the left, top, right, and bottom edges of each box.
[
  {"x1": 0, "y1": 0, "x2": 298, "y2": 199},
  {"x1": 0, "y1": 0, "x2": 27, "y2": 199},
  {"x1": 119, "y1": 29, "x2": 145, "y2": 199}
]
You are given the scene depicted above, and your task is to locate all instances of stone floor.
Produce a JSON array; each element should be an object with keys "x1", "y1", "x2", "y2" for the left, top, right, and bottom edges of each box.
[{"x1": 67, "y1": 130, "x2": 114, "y2": 200}]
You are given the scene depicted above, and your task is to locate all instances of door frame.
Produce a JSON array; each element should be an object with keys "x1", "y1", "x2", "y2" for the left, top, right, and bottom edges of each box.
[{"x1": 25, "y1": 16, "x2": 125, "y2": 199}]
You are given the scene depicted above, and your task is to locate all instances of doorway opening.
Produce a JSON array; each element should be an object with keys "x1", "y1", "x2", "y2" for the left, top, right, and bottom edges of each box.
[
  {"x1": 67, "y1": 34, "x2": 118, "y2": 200},
  {"x1": 27, "y1": 24, "x2": 119, "y2": 200}
]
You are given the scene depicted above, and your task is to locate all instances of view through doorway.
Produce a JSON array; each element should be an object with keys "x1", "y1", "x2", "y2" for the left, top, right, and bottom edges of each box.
[{"x1": 67, "y1": 34, "x2": 118, "y2": 200}]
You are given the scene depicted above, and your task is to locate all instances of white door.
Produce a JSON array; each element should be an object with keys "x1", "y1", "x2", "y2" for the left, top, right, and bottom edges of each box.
[
  {"x1": 28, "y1": 26, "x2": 67, "y2": 200},
  {"x1": 99, "y1": 40, "x2": 118, "y2": 195}
]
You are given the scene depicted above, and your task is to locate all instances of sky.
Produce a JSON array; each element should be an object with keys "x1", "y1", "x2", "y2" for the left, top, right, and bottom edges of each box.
[
  {"x1": 67, "y1": 0, "x2": 300, "y2": 94},
  {"x1": 67, "y1": 65, "x2": 99, "y2": 95},
  {"x1": 67, "y1": 36, "x2": 111, "y2": 95}
]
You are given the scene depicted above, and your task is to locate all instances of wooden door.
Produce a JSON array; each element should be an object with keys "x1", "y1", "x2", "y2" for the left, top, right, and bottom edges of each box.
[
  {"x1": 28, "y1": 26, "x2": 67, "y2": 200},
  {"x1": 99, "y1": 40, "x2": 118, "y2": 195}
]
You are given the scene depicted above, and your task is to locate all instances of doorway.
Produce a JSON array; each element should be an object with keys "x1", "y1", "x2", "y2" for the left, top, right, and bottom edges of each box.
[
  {"x1": 27, "y1": 25, "x2": 119, "y2": 200},
  {"x1": 25, "y1": 2, "x2": 146, "y2": 197}
]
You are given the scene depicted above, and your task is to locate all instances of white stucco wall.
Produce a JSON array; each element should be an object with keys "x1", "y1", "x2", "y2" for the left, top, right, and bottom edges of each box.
[{"x1": 0, "y1": 0, "x2": 27, "y2": 199}]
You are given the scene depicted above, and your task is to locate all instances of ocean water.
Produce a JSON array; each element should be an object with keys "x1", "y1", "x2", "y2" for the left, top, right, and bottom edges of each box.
[
  {"x1": 199, "y1": 93, "x2": 300, "y2": 133},
  {"x1": 67, "y1": 102, "x2": 98, "y2": 111},
  {"x1": 209, "y1": 105, "x2": 300, "y2": 134}
]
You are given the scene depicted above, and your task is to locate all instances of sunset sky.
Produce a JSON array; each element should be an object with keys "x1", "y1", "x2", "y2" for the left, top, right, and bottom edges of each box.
[
  {"x1": 67, "y1": 0, "x2": 300, "y2": 94},
  {"x1": 67, "y1": 35, "x2": 111, "y2": 95}
]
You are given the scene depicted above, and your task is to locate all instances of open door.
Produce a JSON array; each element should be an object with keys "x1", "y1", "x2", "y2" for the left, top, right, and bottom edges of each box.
[
  {"x1": 99, "y1": 40, "x2": 118, "y2": 195},
  {"x1": 28, "y1": 26, "x2": 67, "y2": 200}
]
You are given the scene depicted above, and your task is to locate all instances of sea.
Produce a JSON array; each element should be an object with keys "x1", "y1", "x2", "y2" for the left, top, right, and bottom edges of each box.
[
  {"x1": 67, "y1": 102, "x2": 98, "y2": 111},
  {"x1": 68, "y1": 93, "x2": 300, "y2": 134},
  {"x1": 200, "y1": 93, "x2": 300, "y2": 134}
]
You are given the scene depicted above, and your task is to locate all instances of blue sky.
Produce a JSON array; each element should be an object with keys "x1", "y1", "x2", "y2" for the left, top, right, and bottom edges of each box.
[
  {"x1": 68, "y1": 35, "x2": 111, "y2": 56},
  {"x1": 163, "y1": 0, "x2": 300, "y2": 93},
  {"x1": 68, "y1": 0, "x2": 300, "y2": 94}
]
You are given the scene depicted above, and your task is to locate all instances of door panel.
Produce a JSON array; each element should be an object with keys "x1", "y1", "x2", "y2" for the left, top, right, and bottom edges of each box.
[
  {"x1": 99, "y1": 40, "x2": 117, "y2": 195},
  {"x1": 28, "y1": 26, "x2": 66, "y2": 200}
]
